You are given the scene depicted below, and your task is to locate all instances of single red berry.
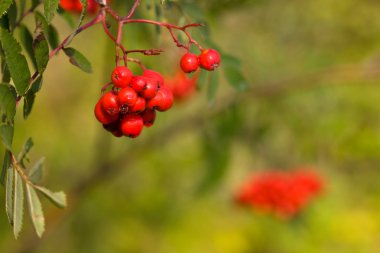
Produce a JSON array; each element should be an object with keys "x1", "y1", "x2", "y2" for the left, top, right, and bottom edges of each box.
[
  {"x1": 131, "y1": 76, "x2": 147, "y2": 93},
  {"x1": 59, "y1": 0, "x2": 76, "y2": 10},
  {"x1": 111, "y1": 66, "x2": 133, "y2": 88},
  {"x1": 199, "y1": 49, "x2": 221, "y2": 71},
  {"x1": 141, "y1": 109, "x2": 156, "y2": 127},
  {"x1": 130, "y1": 97, "x2": 146, "y2": 113},
  {"x1": 147, "y1": 85, "x2": 174, "y2": 112},
  {"x1": 180, "y1": 53, "x2": 199, "y2": 73},
  {"x1": 101, "y1": 91, "x2": 119, "y2": 116},
  {"x1": 140, "y1": 78, "x2": 158, "y2": 100},
  {"x1": 118, "y1": 87, "x2": 138, "y2": 108},
  {"x1": 94, "y1": 98, "x2": 118, "y2": 124},
  {"x1": 120, "y1": 114, "x2": 144, "y2": 138},
  {"x1": 143, "y1": 69, "x2": 164, "y2": 86}
]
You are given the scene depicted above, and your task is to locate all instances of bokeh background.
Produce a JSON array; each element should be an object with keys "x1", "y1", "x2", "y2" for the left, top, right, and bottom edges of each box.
[{"x1": 3, "y1": 0, "x2": 380, "y2": 252}]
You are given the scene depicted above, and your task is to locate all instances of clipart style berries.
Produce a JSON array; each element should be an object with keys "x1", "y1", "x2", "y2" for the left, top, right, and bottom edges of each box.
[{"x1": 94, "y1": 66, "x2": 173, "y2": 138}]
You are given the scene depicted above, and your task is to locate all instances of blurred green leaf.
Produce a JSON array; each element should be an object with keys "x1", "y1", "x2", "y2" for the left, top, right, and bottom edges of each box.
[
  {"x1": 7, "y1": 1, "x2": 16, "y2": 30},
  {"x1": 0, "y1": 123, "x2": 13, "y2": 151},
  {"x1": 0, "y1": 150, "x2": 10, "y2": 185},
  {"x1": 17, "y1": 138, "x2": 33, "y2": 167},
  {"x1": 207, "y1": 71, "x2": 219, "y2": 105},
  {"x1": 0, "y1": 83, "x2": 16, "y2": 123},
  {"x1": 13, "y1": 171, "x2": 24, "y2": 239},
  {"x1": 222, "y1": 53, "x2": 248, "y2": 91},
  {"x1": 19, "y1": 25, "x2": 37, "y2": 69},
  {"x1": 34, "y1": 186, "x2": 66, "y2": 208},
  {"x1": 63, "y1": 47, "x2": 92, "y2": 73},
  {"x1": 33, "y1": 32, "x2": 49, "y2": 73},
  {"x1": 43, "y1": 0, "x2": 59, "y2": 23},
  {"x1": 23, "y1": 76, "x2": 43, "y2": 119},
  {"x1": 57, "y1": 7, "x2": 75, "y2": 28},
  {"x1": 28, "y1": 157, "x2": 44, "y2": 184},
  {"x1": 26, "y1": 184, "x2": 45, "y2": 237},
  {"x1": 0, "y1": 28, "x2": 31, "y2": 96},
  {"x1": 0, "y1": 0, "x2": 12, "y2": 18},
  {"x1": 5, "y1": 163, "x2": 13, "y2": 224}
]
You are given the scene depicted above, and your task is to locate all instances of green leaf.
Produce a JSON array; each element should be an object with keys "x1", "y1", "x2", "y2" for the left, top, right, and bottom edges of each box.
[
  {"x1": 35, "y1": 11, "x2": 59, "y2": 49},
  {"x1": 66, "y1": 0, "x2": 87, "y2": 45},
  {"x1": 0, "y1": 29, "x2": 31, "y2": 96},
  {"x1": 222, "y1": 54, "x2": 248, "y2": 91},
  {"x1": 0, "y1": 83, "x2": 16, "y2": 122},
  {"x1": 7, "y1": 1, "x2": 17, "y2": 30},
  {"x1": 0, "y1": 150, "x2": 10, "y2": 185},
  {"x1": 34, "y1": 186, "x2": 66, "y2": 208},
  {"x1": 0, "y1": 123, "x2": 13, "y2": 150},
  {"x1": 32, "y1": 0, "x2": 41, "y2": 9},
  {"x1": 57, "y1": 7, "x2": 75, "y2": 28},
  {"x1": 13, "y1": 171, "x2": 24, "y2": 239},
  {"x1": 0, "y1": 0, "x2": 12, "y2": 18},
  {"x1": 5, "y1": 163, "x2": 13, "y2": 225},
  {"x1": 17, "y1": 138, "x2": 34, "y2": 167},
  {"x1": 19, "y1": 25, "x2": 37, "y2": 70},
  {"x1": 197, "y1": 70, "x2": 208, "y2": 90},
  {"x1": 207, "y1": 71, "x2": 219, "y2": 105},
  {"x1": 28, "y1": 157, "x2": 44, "y2": 184},
  {"x1": 63, "y1": 47, "x2": 92, "y2": 73},
  {"x1": 26, "y1": 184, "x2": 45, "y2": 237},
  {"x1": 23, "y1": 75, "x2": 43, "y2": 119},
  {"x1": 33, "y1": 33, "x2": 49, "y2": 73},
  {"x1": 43, "y1": 0, "x2": 59, "y2": 23}
]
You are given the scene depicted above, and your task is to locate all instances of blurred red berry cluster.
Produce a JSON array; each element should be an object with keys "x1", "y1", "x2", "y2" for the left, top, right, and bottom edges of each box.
[
  {"x1": 235, "y1": 169, "x2": 323, "y2": 219},
  {"x1": 166, "y1": 70, "x2": 199, "y2": 101},
  {"x1": 59, "y1": 0, "x2": 99, "y2": 14}
]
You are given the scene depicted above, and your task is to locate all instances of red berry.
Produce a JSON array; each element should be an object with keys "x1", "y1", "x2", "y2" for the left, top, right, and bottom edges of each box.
[
  {"x1": 101, "y1": 91, "x2": 119, "y2": 116},
  {"x1": 94, "y1": 98, "x2": 118, "y2": 124},
  {"x1": 120, "y1": 114, "x2": 144, "y2": 138},
  {"x1": 140, "y1": 78, "x2": 158, "y2": 100},
  {"x1": 199, "y1": 49, "x2": 221, "y2": 71},
  {"x1": 180, "y1": 53, "x2": 199, "y2": 73},
  {"x1": 118, "y1": 87, "x2": 138, "y2": 108},
  {"x1": 143, "y1": 69, "x2": 164, "y2": 86},
  {"x1": 141, "y1": 109, "x2": 156, "y2": 127},
  {"x1": 130, "y1": 97, "x2": 146, "y2": 113},
  {"x1": 147, "y1": 85, "x2": 174, "y2": 112},
  {"x1": 131, "y1": 76, "x2": 147, "y2": 93},
  {"x1": 111, "y1": 66, "x2": 133, "y2": 88},
  {"x1": 60, "y1": 0, "x2": 76, "y2": 10}
]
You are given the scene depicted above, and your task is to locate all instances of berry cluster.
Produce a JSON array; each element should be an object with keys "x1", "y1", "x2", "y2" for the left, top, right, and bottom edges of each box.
[
  {"x1": 59, "y1": 0, "x2": 99, "y2": 14},
  {"x1": 180, "y1": 49, "x2": 221, "y2": 73},
  {"x1": 235, "y1": 169, "x2": 323, "y2": 219},
  {"x1": 94, "y1": 66, "x2": 173, "y2": 138},
  {"x1": 166, "y1": 70, "x2": 199, "y2": 101}
]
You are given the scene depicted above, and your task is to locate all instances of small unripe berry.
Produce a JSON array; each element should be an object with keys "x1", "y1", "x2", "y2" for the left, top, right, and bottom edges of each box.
[
  {"x1": 143, "y1": 69, "x2": 164, "y2": 86},
  {"x1": 199, "y1": 49, "x2": 221, "y2": 71},
  {"x1": 94, "y1": 99, "x2": 118, "y2": 124},
  {"x1": 180, "y1": 53, "x2": 199, "y2": 73},
  {"x1": 101, "y1": 91, "x2": 119, "y2": 116},
  {"x1": 118, "y1": 87, "x2": 138, "y2": 108},
  {"x1": 141, "y1": 109, "x2": 156, "y2": 127},
  {"x1": 140, "y1": 78, "x2": 158, "y2": 100},
  {"x1": 111, "y1": 66, "x2": 133, "y2": 88},
  {"x1": 120, "y1": 114, "x2": 144, "y2": 138},
  {"x1": 130, "y1": 97, "x2": 146, "y2": 113},
  {"x1": 131, "y1": 76, "x2": 147, "y2": 93}
]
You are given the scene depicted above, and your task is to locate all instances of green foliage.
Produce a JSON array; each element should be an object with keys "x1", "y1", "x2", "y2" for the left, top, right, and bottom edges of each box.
[
  {"x1": 0, "y1": 0, "x2": 12, "y2": 18},
  {"x1": 0, "y1": 83, "x2": 16, "y2": 123},
  {"x1": 63, "y1": 47, "x2": 92, "y2": 73},
  {"x1": 25, "y1": 184, "x2": 45, "y2": 237},
  {"x1": 0, "y1": 28, "x2": 31, "y2": 96},
  {"x1": 13, "y1": 171, "x2": 24, "y2": 239},
  {"x1": 43, "y1": 0, "x2": 59, "y2": 23}
]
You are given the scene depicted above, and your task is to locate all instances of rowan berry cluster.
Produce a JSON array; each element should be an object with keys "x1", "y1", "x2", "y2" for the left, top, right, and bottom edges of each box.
[
  {"x1": 235, "y1": 169, "x2": 323, "y2": 219},
  {"x1": 180, "y1": 49, "x2": 221, "y2": 73},
  {"x1": 94, "y1": 66, "x2": 173, "y2": 138},
  {"x1": 59, "y1": 0, "x2": 99, "y2": 14}
]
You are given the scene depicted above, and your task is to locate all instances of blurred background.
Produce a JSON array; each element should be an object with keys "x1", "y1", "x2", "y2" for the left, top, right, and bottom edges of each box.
[{"x1": 3, "y1": 0, "x2": 380, "y2": 252}]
